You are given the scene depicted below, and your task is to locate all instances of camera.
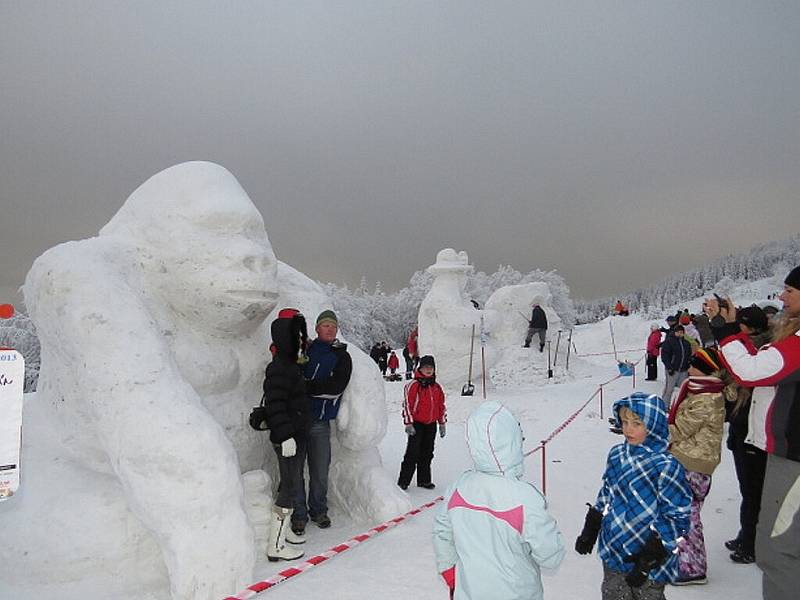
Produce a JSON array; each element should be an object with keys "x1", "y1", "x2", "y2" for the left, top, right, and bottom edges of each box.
[{"x1": 713, "y1": 293, "x2": 729, "y2": 309}]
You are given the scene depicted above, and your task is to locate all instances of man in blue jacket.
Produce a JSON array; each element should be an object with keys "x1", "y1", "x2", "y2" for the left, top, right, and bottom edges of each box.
[
  {"x1": 292, "y1": 310, "x2": 352, "y2": 535},
  {"x1": 660, "y1": 325, "x2": 692, "y2": 408}
]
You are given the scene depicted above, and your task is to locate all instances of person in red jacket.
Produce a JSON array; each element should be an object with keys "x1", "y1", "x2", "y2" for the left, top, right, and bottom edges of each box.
[
  {"x1": 406, "y1": 327, "x2": 419, "y2": 376},
  {"x1": 387, "y1": 350, "x2": 400, "y2": 377},
  {"x1": 646, "y1": 324, "x2": 662, "y2": 381},
  {"x1": 398, "y1": 355, "x2": 447, "y2": 490}
]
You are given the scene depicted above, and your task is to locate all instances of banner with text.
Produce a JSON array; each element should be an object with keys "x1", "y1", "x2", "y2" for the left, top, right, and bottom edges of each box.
[{"x1": 0, "y1": 349, "x2": 24, "y2": 500}]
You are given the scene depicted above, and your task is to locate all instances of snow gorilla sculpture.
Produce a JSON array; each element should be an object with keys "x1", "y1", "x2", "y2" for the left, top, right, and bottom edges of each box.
[{"x1": 0, "y1": 162, "x2": 407, "y2": 600}]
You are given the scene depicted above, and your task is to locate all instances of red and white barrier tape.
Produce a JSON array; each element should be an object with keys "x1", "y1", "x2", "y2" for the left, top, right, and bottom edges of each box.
[
  {"x1": 522, "y1": 355, "x2": 647, "y2": 496},
  {"x1": 223, "y1": 497, "x2": 444, "y2": 599},
  {"x1": 523, "y1": 374, "x2": 620, "y2": 458},
  {"x1": 571, "y1": 347, "x2": 645, "y2": 358}
]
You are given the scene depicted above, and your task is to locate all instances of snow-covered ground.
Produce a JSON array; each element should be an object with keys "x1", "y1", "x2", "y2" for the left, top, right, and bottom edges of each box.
[
  {"x1": 244, "y1": 309, "x2": 762, "y2": 600},
  {"x1": 5, "y1": 283, "x2": 773, "y2": 599}
]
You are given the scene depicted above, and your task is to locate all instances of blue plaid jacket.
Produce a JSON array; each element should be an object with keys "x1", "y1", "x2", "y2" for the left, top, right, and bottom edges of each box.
[{"x1": 595, "y1": 393, "x2": 691, "y2": 583}]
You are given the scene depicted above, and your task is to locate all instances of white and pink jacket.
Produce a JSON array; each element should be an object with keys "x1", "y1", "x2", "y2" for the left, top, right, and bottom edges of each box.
[{"x1": 432, "y1": 401, "x2": 564, "y2": 600}]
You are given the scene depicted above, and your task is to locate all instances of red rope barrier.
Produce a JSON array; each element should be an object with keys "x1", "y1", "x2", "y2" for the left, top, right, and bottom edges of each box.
[
  {"x1": 571, "y1": 348, "x2": 645, "y2": 358},
  {"x1": 223, "y1": 497, "x2": 444, "y2": 599},
  {"x1": 523, "y1": 354, "x2": 646, "y2": 494}
]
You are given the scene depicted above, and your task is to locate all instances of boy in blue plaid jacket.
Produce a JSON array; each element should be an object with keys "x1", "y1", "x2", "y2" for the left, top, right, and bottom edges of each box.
[{"x1": 575, "y1": 392, "x2": 692, "y2": 599}]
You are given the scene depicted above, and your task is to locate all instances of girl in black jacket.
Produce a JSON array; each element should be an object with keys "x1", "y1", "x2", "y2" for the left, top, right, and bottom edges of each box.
[{"x1": 261, "y1": 308, "x2": 311, "y2": 561}]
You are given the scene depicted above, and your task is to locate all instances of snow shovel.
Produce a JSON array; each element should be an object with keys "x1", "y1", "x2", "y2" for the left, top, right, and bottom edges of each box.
[
  {"x1": 461, "y1": 324, "x2": 476, "y2": 396},
  {"x1": 480, "y1": 315, "x2": 488, "y2": 399}
]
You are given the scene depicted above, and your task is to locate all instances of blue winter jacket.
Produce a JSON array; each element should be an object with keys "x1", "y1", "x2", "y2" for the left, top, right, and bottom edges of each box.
[
  {"x1": 433, "y1": 401, "x2": 565, "y2": 600},
  {"x1": 660, "y1": 334, "x2": 692, "y2": 372},
  {"x1": 303, "y1": 339, "x2": 352, "y2": 421},
  {"x1": 597, "y1": 393, "x2": 692, "y2": 583}
]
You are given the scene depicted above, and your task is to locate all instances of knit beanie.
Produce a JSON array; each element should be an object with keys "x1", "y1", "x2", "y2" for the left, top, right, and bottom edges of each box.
[
  {"x1": 679, "y1": 314, "x2": 691, "y2": 325},
  {"x1": 418, "y1": 355, "x2": 436, "y2": 370},
  {"x1": 690, "y1": 348, "x2": 721, "y2": 375},
  {"x1": 316, "y1": 310, "x2": 338, "y2": 327},
  {"x1": 737, "y1": 305, "x2": 768, "y2": 333},
  {"x1": 785, "y1": 265, "x2": 800, "y2": 290}
]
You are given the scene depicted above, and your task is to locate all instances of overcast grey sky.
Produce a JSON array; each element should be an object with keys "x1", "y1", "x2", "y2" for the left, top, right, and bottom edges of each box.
[{"x1": 2, "y1": 1, "x2": 799, "y2": 306}]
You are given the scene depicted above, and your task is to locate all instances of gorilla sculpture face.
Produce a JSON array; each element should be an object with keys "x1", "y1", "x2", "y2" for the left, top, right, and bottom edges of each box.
[
  {"x1": 150, "y1": 206, "x2": 278, "y2": 334},
  {"x1": 100, "y1": 162, "x2": 280, "y2": 334}
]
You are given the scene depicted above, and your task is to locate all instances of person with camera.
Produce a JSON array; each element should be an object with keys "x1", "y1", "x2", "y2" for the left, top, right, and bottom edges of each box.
[
  {"x1": 720, "y1": 305, "x2": 771, "y2": 565},
  {"x1": 704, "y1": 265, "x2": 800, "y2": 600}
]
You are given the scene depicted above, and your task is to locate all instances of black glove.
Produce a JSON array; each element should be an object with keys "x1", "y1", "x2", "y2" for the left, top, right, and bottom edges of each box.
[
  {"x1": 249, "y1": 406, "x2": 268, "y2": 431},
  {"x1": 623, "y1": 534, "x2": 668, "y2": 587},
  {"x1": 575, "y1": 505, "x2": 603, "y2": 555},
  {"x1": 304, "y1": 379, "x2": 318, "y2": 395},
  {"x1": 668, "y1": 370, "x2": 675, "y2": 376}
]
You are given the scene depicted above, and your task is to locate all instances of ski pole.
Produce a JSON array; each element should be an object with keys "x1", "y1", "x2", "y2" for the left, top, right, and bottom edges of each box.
[
  {"x1": 566, "y1": 329, "x2": 573, "y2": 370},
  {"x1": 553, "y1": 330, "x2": 562, "y2": 366},
  {"x1": 547, "y1": 340, "x2": 553, "y2": 379},
  {"x1": 480, "y1": 315, "x2": 487, "y2": 399},
  {"x1": 609, "y1": 320, "x2": 618, "y2": 362},
  {"x1": 461, "y1": 324, "x2": 476, "y2": 396}
]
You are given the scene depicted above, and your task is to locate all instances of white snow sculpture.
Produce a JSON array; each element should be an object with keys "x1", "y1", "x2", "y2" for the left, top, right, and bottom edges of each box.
[
  {"x1": 484, "y1": 282, "x2": 562, "y2": 349},
  {"x1": 0, "y1": 162, "x2": 408, "y2": 600},
  {"x1": 481, "y1": 282, "x2": 563, "y2": 388},
  {"x1": 417, "y1": 249, "x2": 486, "y2": 391}
]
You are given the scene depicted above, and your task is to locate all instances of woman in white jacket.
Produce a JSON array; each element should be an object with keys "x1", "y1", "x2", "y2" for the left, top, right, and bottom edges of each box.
[
  {"x1": 705, "y1": 265, "x2": 800, "y2": 600},
  {"x1": 433, "y1": 401, "x2": 564, "y2": 600}
]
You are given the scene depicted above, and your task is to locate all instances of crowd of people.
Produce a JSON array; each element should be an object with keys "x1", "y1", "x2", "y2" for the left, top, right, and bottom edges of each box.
[
  {"x1": 251, "y1": 265, "x2": 800, "y2": 600},
  {"x1": 617, "y1": 267, "x2": 800, "y2": 599},
  {"x1": 435, "y1": 266, "x2": 799, "y2": 600},
  {"x1": 369, "y1": 326, "x2": 421, "y2": 381}
]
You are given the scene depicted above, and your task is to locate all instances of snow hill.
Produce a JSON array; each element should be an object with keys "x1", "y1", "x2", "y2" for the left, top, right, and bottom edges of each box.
[{"x1": 6, "y1": 279, "x2": 776, "y2": 599}]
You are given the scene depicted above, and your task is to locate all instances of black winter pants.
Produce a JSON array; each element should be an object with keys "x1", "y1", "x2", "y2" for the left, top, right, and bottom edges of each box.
[
  {"x1": 645, "y1": 354, "x2": 658, "y2": 380},
  {"x1": 601, "y1": 565, "x2": 665, "y2": 600},
  {"x1": 731, "y1": 439, "x2": 768, "y2": 554},
  {"x1": 398, "y1": 422, "x2": 437, "y2": 486}
]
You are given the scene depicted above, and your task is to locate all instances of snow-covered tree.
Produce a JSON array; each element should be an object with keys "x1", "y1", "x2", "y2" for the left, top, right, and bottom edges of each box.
[
  {"x1": 574, "y1": 234, "x2": 800, "y2": 323},
  {"x1": 324, "y1": 265, "x2": 575, "y2": 351}
]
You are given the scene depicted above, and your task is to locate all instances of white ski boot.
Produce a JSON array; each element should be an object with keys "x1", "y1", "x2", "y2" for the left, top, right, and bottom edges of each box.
[
  {"x1": 286, "y1": 521, "x2": 306, "y2": 545},
  {"x1": 267, "y1": 506, "x2": 304, "y2": 562}
]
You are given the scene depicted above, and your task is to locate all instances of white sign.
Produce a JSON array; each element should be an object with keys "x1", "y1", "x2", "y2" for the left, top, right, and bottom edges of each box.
[{"x1": 0, "y1": 349, "x2": 24, "y2": 500}]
